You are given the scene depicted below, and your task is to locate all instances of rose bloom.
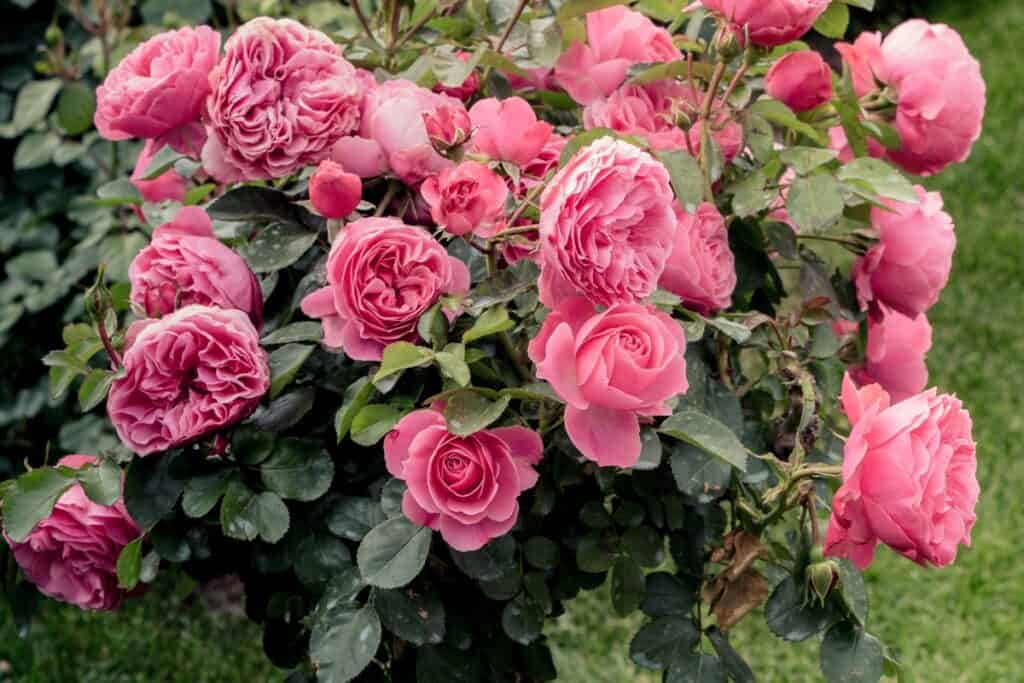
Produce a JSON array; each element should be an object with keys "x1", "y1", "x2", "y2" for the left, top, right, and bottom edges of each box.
[
  {"x1": 432, "y1": 51, "x2": 480, "y2": 101},
  {"x1": 824, "y1": 374, "x2": 978, "y2": 569},
  {"x1": 538, "y1": 137, "x2": 676, "y2": 308},
  {"x1": 467, "y1": 97, "x2": 553, "y2": 167},
  {"x1": 850, "y1": 308, "x2": 932, "y2": 404},
  {"x1": 421, "y1": 161, "x2": 509, "y2": 237},
  {"x1": 202, "y1": 18, "x2": 364, "y2": 182},
  {"x1": 700, "y1": 0, "x2": 830, "y2": 48},
  {"x1": 95, "y1": 26, "x2": 220, "y2": 148},
  {"x1": 659, "y1": 202, "x2": 736, "y2": 315},
  {"x1": 423, "y1": 101, "x2": 472, "y2": 149},
  {"x1": 514, "y1": 134, "x2": 568, "y2": 198},
  {"x1": 852, "y1": 186, "x2": 955, "y2": 319},
  {"x1": 554, "y1": 6, "x2": 681, "y2": 105},
  {"x1": 765, "y1": 51, "x2": 834, "y2": 112},
  {"x1": 529, "y1": 297, "x2": 688, "y2": 467},
  {"x1": 835, "y1": 32, "x2": 883, "y2": 97},
  {"x1": 129, "y1": 207, "x2": 263, "y2": 328},
  {"x1": 300, "y1": 218, "x2": 470, "y2": 361},
  {"x1": 384, "y1": 409, "x2": 543, "y2": 551},
  {"x1": 108, "y1": 306, "x2": 270, "y2": 456},
  {"x1": 130, "y1": 139, "x2": 187, "y2": 203},
  {"x1": 309, "y1": 160, "x2": 362, "y2": 219}
]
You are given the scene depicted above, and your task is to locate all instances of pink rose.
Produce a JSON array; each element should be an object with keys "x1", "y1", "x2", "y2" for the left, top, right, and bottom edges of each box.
[
  {"x1": 765, "y1": 51, "x2": 834, "y2": 112},
  {"x1": 420, "y1": 161, "x2": 509, "y2": 237},
  {"x1": 515, "y1": 134, "x2": 568, "y2": 197},
  {"x1": 528, "y1": 297, "x2": 688, "y2": 467},
  {"x1": 300, "y1": 218, "x2": 470, "y2": 361},
  {"x1": 432, "y1": 51, "x2": 480, "y2": 101},
  {"x1": 659, "y1": 202, "x2": 736, "y2": 315},
  {"x1": 700, "y1": 0, "x2": 830, "y2": 48},
  {"x1": 94, "y1": 26, "x2": 220, "y2": 147},
  {"x1": 824, "y1": 375, "x2": 978, "y2": 569},
  {"x1": 129, "y1": 207, "x2": 263, "y2": 328},
  {"x1": 554, "y1": 6, "x2": 681, "y2": 105},
  {"x1": 384, "y1": 409, "x2": 543, "y2": 551},
  {"x1": 504, "y1": 66, "x2": 557, "y2": 92},
  {"x1": 852, "y1": 186, "x2": 954, "y2": 319},
  {"x1": 849, "y1": 308, "x2": 932, "y2": 404},
  {"x1": 538, "y1": 137, "x2": 676, "y2": 308},
  {"x1": 203, "y1": 18, "x2": 364, "y2": 182},
  {"x1": 108, "y1": 306, "x2": 270, "y2": 455},
  {"x1": 5, "y1": 455, "x2": 140, "y2": 611},
  {"x1": 130, "y1": 139, "x2": 187, "y2": 203},
  {"x1": 467, "y1": 97, "x2": 553, "y2": 167},
  {"x1": 835, "y1": 32, "x2": 883, "y2": 97},
  {"x1": 310, "y1": 160, "x2": 362, "y2": 219},
  {"x1": 423, "y1": 101, "x2": 472, "y2": 149}
]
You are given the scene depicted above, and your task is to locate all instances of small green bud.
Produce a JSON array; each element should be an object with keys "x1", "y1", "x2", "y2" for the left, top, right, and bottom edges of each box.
[{"x1": 807, "y1": 560, "x2": 840, "y2": 603}]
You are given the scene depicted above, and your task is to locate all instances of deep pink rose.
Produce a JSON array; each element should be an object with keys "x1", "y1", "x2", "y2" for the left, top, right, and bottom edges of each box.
[
  {"x1": 846, "y1": 308, "x2": 931, "y2": 404},
  {"x1": 504, "y1": 65, "x2": 557, "y2": 92},
  {"x1": 824, "y1": 375, "x2": 978, "y2": 569},
  {"x1": 554, "y1": 6, "x2": 681, "y2": 105},
  {"x1": 515, "y1": 134, "x2": 568, "y2": 198},
  {"x1": 538, "y1": 137, "x2": 676, "y2": 308},
  {"x1": 529, "y1": 298, "x2": 688, "y2": 467},
  {"x1": 853, "y1": 186, "x2": 954, "y2": 319},
  {"x1": 700, "y1": 0, "x2": 830, "y2": 48},
  {"x1": 108, "y1": 306, "x2": 270, "y2": 455},
  {"x1": 384, "y1": 409, "x2": 542, "y2": 551},
  {"x1": 432, "y1": 51, "x2": 480, "y2": 101},
  {"x1": 765, "y1": 51, "x2": 834, "y2": 112},
  {"x1": 300, "y1": 218, "x2": 470, "y2": 361},
  {"x1": 420, "y1": 161, "x2": 509, "y2": 237},
  {"x1": 130, "y1": 139, "x2": 187, "y2": 203},
  {"x1": 202, "y1": 18, "x2": 364, "y2": 182},
  {"x1": 659, "y1": 202, "x2": 736, "y2": 315},
  {"x1": 95, "y1": 26, "x2": 220, "y2": 146},
  {"x1": 467, "y1": 97, "x2": 553, "y2": 167},
  {"x1": 310, "y1": 160, "x2": 362, "y2": 219},
  {"x1": 129, "y1": 207, "x2": 263, "y2": 328},
  {"x1": 423, "y1": 101, "x2": 472, "y2": 149},
  {"x1": 835, "y1": 32, "x2": 883, "y2": 97}
]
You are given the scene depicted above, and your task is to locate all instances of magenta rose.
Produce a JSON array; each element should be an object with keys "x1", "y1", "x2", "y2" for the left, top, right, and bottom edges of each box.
[
  {"x1": 130, "y1": 139, "x2": 187, "y2": 203},
  {"x1": 432, "y1": 51, "x2": 480, "y2": 101},
  {"x1": 202, "y1": 18, "x2": 364, "y2": 182},
  {"x1": 528, "y1": 297, "x2": 688, "y2": 467},
  {"x1": 310, "y1": 160, "x2": 363, "y2": 219},
  {"x1": 852, "y1": 186, "x2": 955, "y2": 319},
  {"x1": 129, "y1": 207, "x2": 263, "y2": 328},
  {"x1": 765, "y1": 51, "x2": 834, "y2": 112},
  {"x1": 300, "y1": 218, "x2": 470, "y2": 361},
  {"x1": 420, "y1": 161, "x2": 509, "y2": 237},
  {"x1": 108, "y1": 306, "x2": 270, "y2": 455},
  {"x1": 659, "y1": 202, "x2": 736, "y2": 315},
  {"x1": 467, "y1": 97, "x2": 553, "y2": 167},
  {"x1": 849, "y1": 307, "x2": 932, "y2": 404},
  {"x1": 384, "y1": 409, "x2": 543, "y2": 551},
  {"x1": 824, "y1": 374, "x2": 978, "y2": 569},
  {"x1": 700, "y1": 0, "x2": 830, "y2": 48},
  {"x1": 538, "y1": 137, "x2": 676, "y2": 308}
]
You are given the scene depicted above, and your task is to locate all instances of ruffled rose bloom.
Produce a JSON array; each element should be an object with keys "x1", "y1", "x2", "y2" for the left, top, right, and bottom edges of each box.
[
  {"x1": 384, "y1": 409, "x2": 543, "y2": 551},
  {"x1": 538, "y1": 137, "x2": 676, "y2": 308},
  {"x1": 129, "y1": 207, "x2": 263, "y2": 328},
  {"x1": 659, "y1": 202, "x2": 736, "y2": 315},
  {"x1": 700, "y1": 0, "x2": 830, "y2": 48},
  {"x1": 130, "y1": 139, "x2": 187, "y2": 203},
  {"x1": 849, "y1": 308, "x2": 932, "y2": 403},
  {"x1": 824, "y1": 375, "x2": 978, "y2": 569},
  {"x1": 108, "y1": 306, "x2": 270, "y2": 455},
  {"x1": 202, "y1": 18, "x2": 364, "y2": 182},
  {"x1": 432, "y1": 51, "x2": 480, "y2": 101},
  {"x1": 853, "y1": 186, "x2": 955, "y2": 320},
  {"x1": 310, "y1": 160, "x2": 362, "y2": 219},
  {"x1": 300, "y1": 218, "x2": 470, "y2": 361},
  {"x1": 765, "y1": 51, "x2": 834, "y2": 112},
  {"x1": 554, "y1": 6, "x2": 681, "y2": 105},
  {"x1": 421, "y1": 161, "x2": 509, "y2": 237},
  {"x1": 528, "y1": 297, "x2": 688, "y2": 467},
  {"x1": 467, "y1": 97, "x2": 553, "y2": 167}
]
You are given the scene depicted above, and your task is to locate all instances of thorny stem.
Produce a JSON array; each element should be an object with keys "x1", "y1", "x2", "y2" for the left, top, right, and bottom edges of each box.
[
  {"x1": 698, "y1": 61, "x2": 728, "y2": 202},
  {"x1": 796, "y1": 234, "x2": 865, "y2": 251},
  {"x1": 394, "y1": 7, "x2": 438, "y2": 49},
  {"x1": 717, "y1": 61, "x2": 749, "y2": 112}
]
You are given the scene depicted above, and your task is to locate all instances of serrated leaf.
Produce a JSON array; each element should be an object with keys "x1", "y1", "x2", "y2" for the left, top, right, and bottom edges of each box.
[
  {"x1": 220, "y1": 481, "x2": 290, "y2": 543},
  {"x1": 462, "y1": 306, "x2": 514, "y2": 343},
  {"x1": 660, "y1": 410, "x2": 747, "y2": 471},
  {"x1": 357, "y1": 517, "x2": 432, "y2": 589},
  {"x1": 77, "y1": 458, "x2": 122, "y2": 506},
  {"x1": 259, "y1": 439, "x2": 334, "y2": 502},
  {"x1": 443, "y1": 391, "x2": 510, "y2": 436},
  {"x1": 374, "y1": 342, "x2": 434, "y2": 383},
  {"x1": 116, "y1": 537, "x2": 144, "y2": 590},
  {"x1": 268, "y1": 343, "x2": 314, "y2": 399},
  {"x1": 659, "y1": 150, "x2": 704, "y2": 213},
  {"x1": 182, "y1": 470, "x2": 233, "y2": 518},
  {"x1": 2, "y1": 467, "x2": 77, "y2": 542},
  {"x1": 309, "y1": 604, "x2": 381, "y2": 683},
  {"x1": 350, "y1": 404, "x2": 401, "y2": 447},
  {"x1": 335, "y1": 377, "x2": 375, "y2": 443}
]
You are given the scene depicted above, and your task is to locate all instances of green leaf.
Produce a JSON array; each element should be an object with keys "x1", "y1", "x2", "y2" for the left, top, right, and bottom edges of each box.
[
  {"x1": 787, "y1": 173, "x2": 845, "y2": 233},
  {"x1": 123, "y1": 452, "x2": 187, "y2": 530},
  {"x1": 611, "y1": 555, "x2": 646, "y2": 616},
  {"x1": 268, "y1": 343, "x2": 314, "y2": 399},
  {"x1": 350, "y1": 404, "x2": 401, "y2": 447},
  {"x1": 55, "y1": 82, "x2": 97, "y2": 136},
  {"x1": 220, "y1": 480, "x2": 290, "y2": 543},
  {"x1": 76, "y1": 458, "x2": 122, "y2": 507},
  {"x1": 182, "y1": 470, "x2": 233, "y2": 518},
  {"x1": 326, "y1": 496, "x2": 387, "y2": 542},
  {"x1": 116, "y1": 537, "x2": 144, "y2": 590},
  {"x1": 434, "y1": 346, "x2": 471, "y2": 387},
  {"x1": 820, "y1": 622, "x2": 885, "y2": 683},
  {"x1": 417, "y1": 304, "x2": 449, "y2": 349},
  {"x1": 555, "y1": 0, "x2": 623, "y2": 22},
  {"x1": 335, "y1": 377, "x2": 375, "y2": 443},
  {"x1": 814, "y1": 1, "x2": 849, "y2": 38},
  {"x1": 417, "y1": 645, "x2": 484, "y2": 683},
  {"x1": 138, "y1": 144, "x2": 183, "y2": 180},
  {"x1": 666, "y1": 652, "x2": 727, "y2": 683},
  {"x1": 629, "y1": 615, "x2": 700, "y2": 670},
  {"x1": 780, "y1": 147, "x2": 840, "y2": 175},
  {"x1": 443, "y1": 390, "x2": 510, "y2": 436},
  {"x1": 2, "y1": 467, "x2": 77, "y2": 542},
  {"x1": 660, "y1": 410, "x2": 747, "y2": 471},
  {"x1": 309, "y1": 604, "x2": 381, "y2": 683},
  {"x1": 634, "y1": 428, "x2": 664, "y2": 471},
  {"x1": 240, "y1": 223, "x2": 319, "y2": 274},
  {"x1": 14, "y1": 132, "x2": 60, "y2": 169},
  {"x1": 576, "y1": 532, "x2": 616, "y2": 573},
  {"x1": 259, "y1": 439, "x2": 334, "y2": 502},
  {"x1": 836, "y1": 158, "x2": 918, "y2": 204},
  {"x1": 750, "y1": 100, "x2": 828, "y2": 146},
  {"x1": 232, "y1": 428, "x2": 276, "y2": 465},
  {"x1": 374, "y1": 341, "x2": 434, "y2": 383},
  {"x1": 357, "y1": 517, "x2": 432, "y2": 589},
  {"x1": 462, "y1": 306, "x2": 514, "y2": 343},
  {"x1": 376, "y1": 588, "x2": 446, "y2": 646},
  {"x1": 622, "y1": 526, "x2": 665, "y2": 567},
  {"x1": 141, "y1": 0, "x2": 213, "y2": 24},
  {"x1": 706, "y1": 627, "x2": 755, "y2": 683},
  {"x1": 450, "y1": 535, "x2": 516, "y2": 580},
  {"x1": 0, "y1": 79, "x2": 62, "y2": 138},
  {"x1": 502, "y1": 594, "x2": 544, "y2": 645},
  {"x1": 95, "y1": 178, "x2": 143, "y2": 205},
  {"x1": 642, "y1": 572, "x2": 693, "y2": 618},
  {"x1": 670, "y1": 443, "x2": 732, "y2": 503},
  {"x1": 559, "y1": 127, "x2": 620, "y2": 166},
  {"x1": 77, "y1": 369, "x2": 116, "y2": 412},
  {"x1": 295, "y1": 533, "x2": 353, "y2": 588},
  {"x1": 659, "y1": 150, "x2": 704, "y2": 213},
  {"x1": 765, "y1": 576, "x2": 838, "y2": 642},
  {"x1": 524, "y1": 536, "x2": 560, "y2": 570},
  {"x1": 837, "y1": 559, "x2": 869, "y2": 625}
]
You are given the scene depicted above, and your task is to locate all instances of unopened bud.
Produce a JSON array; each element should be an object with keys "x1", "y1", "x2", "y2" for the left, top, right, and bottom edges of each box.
[
  {"x1": 807, "y1": 560, "x2": 841, "y2": 603},
  {"x1": 45, "y1": 24, "x2": 63, "y2": 46}
]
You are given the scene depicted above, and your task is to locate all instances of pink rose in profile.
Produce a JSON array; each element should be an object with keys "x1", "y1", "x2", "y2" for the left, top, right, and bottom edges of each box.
[
  {"x1": 468, "y1": 97, "x2": 553, "y2": 167},
  {"x1": 129, "y1": 207, "x2": 263, "y2": 328},
  {"x1": 95, "y1": 26, "x2": 220, "y2": 148},
  {"x1": 659, "y1": 202, "x2": 736, "y2": 315},
  {"x1": 310, "y1": 160, "x2": 362, "y2": 219},
  {"x1": 384, "y1": 409, "x2": 543, "y2": 551},
  {"x1": 528, "y1": 298, "x2": 688, "y2": 467},
  {"x1": 108, "y1": 306, "x2": 270, "y2": 455},
  {"x1": 824, "y1": 374, "x2": 978, "y2": 569},
  {"x1": 849, "y1": 308, "x2": 932, "y2": 403},
  {"x1": 852, "y1": 186, "x2": 955, "y2": 319},
  {"x1": 432, "y1": 51, "x2": 480, "y2": 101},
  {"x1": 420, "y1": 161, "x2": 509, "y2": 237},
  {"x1": 538, "y1": 137, "x2": 676, "y2": 308},
  {"x1": 130, "y1": 140, "x2": 187, "y2": 203},
  {"x1": 203, "y1": 18, "x2": 364, "y2": 182},
  {"x1": 554, "y1": 6, "x2": 681, "y2": 105},
  {"x1": 300, "y1": 218, "x2": 470, "y2": 361},
  {"x1": 5, "y1": 455, "x2": 140, "y2": 611},
  {"x1": 765, "y1": 51, "x2": 834, "y2": 112},
  {"x1": 700, "y1": 0, "x2": 830, "y2": 48},
  {"x1": 835, "y1": 32, "x2": 883, "y2": 97}
]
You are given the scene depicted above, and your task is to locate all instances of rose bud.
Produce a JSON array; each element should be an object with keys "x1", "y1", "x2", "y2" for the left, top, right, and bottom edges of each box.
[
  {"x1": 310, "y1": 160, "x2": 362, "y2": 219},
  {"x1": 765, "y1": 51, "x2": 834, "y2": 112}
]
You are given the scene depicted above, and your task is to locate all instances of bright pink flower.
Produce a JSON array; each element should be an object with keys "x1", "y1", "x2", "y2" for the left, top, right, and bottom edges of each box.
[
  {"x1": 468, "y1": 97, "x2": 553, "y2": 167},
  {"x1": 660, "y1": 202, "x2": 736, "y2": 315},
  {"x1": 432, "y1": 51, "x2": 480, "y2": 101},
  {"x1": 849, "y1": 308, "x2": 932, "y2": 404},
  {"x1": 310, "y1": 160, "x2": 362, "y2": 219},
  {"x1": 827, "y1": 125, "x2": 885, "y2": 164},
  {"x1": 765, "y1": 51, "x2": 834, "y2": 112},
  {"x1": 300, "y1": 218, "x2": 469, "y2": 361},
  {"x1": 824, "y1": 375, "x2": 978, "y2": 569},
  {"x1": 700, "y1": 0, "x2": 830, "y2": 48},
  {"x1": 504, "y1": 65, "x2": 557, "y2": 92},
  {"x1": 423, "y1": 101, "x2": 472, "y2": 149},
  {"x1": 130, "y1": 140, "x2": 187, "y2": 203},
  {"x1": 835, "y1": 32, "x2": 883, "y2": 97},
  {"x1": 384, "y1": 409, "x2": 542, "y2": 551},
  {"x1": 528, "y1": 298, "x2": 687, "y2": 467},
  {"x1": 420, "y1": 161, "x2": 509, "y2": 236},
  {"x1": 514, "y1": 134, "x2": 568, "y2": 198}
]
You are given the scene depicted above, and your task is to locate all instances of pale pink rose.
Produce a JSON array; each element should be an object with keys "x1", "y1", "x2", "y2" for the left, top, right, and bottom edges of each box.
[
  {"x1": 300, "y1": 218, "x2": 470, "y2": 361},
  {"x1": 310, "y1": 160, "x2": 362, "y2": 219},
  {"x1": 467, "y1": 97, "x2": 553, "y2": 167},
  {"x1": 515, "y1": 134, "x2": 568, "y2": 198},
  {"x1": 202, "y1": 18, "x2": 364, "y2": 182},
  {"x1": 700, "y1": 0, "x2": 830, "y2": 48},
  {"x1": 824, "y1": 374, "x2": 978, "y2": 569},
  {"x1": 108, "y1": 306, "x2": 270, "y2": 456},
  {"x1": 659, "y1": 202, "x2": 736, "y2": 315},
  {"x1": 432, "y1": 51, "x2": 480, "y2": 101},
  {"x1": 5, "y1": 455, "x2": 140, "y2": 611},
  {"x1": 384, "y1": 409, "x2": 542, "y2": 551},
  {"x1": 95, "y1": 26, "x2": 220, "y2": 148},
  {"x1": 130, "y1": 139, "x2": 187, "y2": 203},
  {"x1": 849, "y1": 308, "x2": 932, "y2": 404},
  {"x1": 129, "y1": 207, "x2": 263, "y2": 328},
  {"x1": 765, "y1": 51, "x2": 834, "y2": 112},
  {"x1": 835, "y1": 32, "x2": 883, "y2": 97},
  {"x1": 528, "y1": 297, "x2": 688, "y2": 467},
  {"x1": 554, "y1": 6, "x2": 681, "y2": 105},
  {"x1": 538, "y1": 137, "x2": 676, "y2": 308},
  {"x1": 423, "y1": 101, "x2": 472, "y2": 149},
  {"x1": 852, "y1": 186, "x2": 954, "y2": 319},
  {"x1": 420, "y1": 161, "x2": 509, "y2": 237}
]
